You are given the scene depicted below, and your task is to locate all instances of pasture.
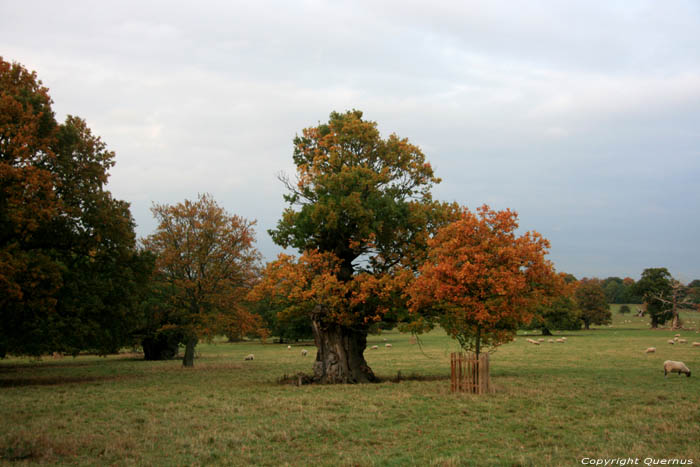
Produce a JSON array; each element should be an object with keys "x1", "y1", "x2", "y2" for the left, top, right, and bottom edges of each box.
[{"x1": 2, "y1": 307, "x2": 699, "y2": 466}]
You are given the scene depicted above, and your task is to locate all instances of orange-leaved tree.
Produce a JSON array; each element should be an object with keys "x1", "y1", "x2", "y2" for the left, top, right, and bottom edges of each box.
[
  {"x1": 262, "y1": 110, "x2": 458, "y2": 383},
  {"x1": 142, "y1": 193, "x2": 264, "y2": 367},
  {"x1": 409, "y1": 205, "x2": 560, "y2": 357}
]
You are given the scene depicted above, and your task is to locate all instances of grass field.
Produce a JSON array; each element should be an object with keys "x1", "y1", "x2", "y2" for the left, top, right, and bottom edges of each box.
[{"x1": 2, "y1": 307, "x2": 700, "y2": 466}]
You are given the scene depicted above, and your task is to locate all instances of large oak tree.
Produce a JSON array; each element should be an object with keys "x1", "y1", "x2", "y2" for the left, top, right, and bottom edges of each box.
[{"x1": 263, "y1": 110, "x2": 456, "y2": 383}]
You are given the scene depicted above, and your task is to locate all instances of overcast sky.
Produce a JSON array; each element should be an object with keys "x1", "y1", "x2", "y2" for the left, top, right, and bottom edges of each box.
[{"x1": 2, "y1": 1, "x2": 699, "y2": 280}]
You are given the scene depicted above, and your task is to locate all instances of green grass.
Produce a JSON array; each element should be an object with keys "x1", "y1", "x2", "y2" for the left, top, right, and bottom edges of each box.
[{"x1": 2, "y1": 309, "x2": 700, "y2": 466}]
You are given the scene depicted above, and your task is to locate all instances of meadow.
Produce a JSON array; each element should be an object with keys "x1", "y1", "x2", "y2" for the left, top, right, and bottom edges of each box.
[{"x1": 1, "y1": 307, "x2": 699, "y2": 466}]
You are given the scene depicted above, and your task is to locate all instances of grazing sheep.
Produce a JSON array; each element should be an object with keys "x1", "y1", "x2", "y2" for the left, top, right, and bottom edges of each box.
[
  {"x1": 244, "y1": 354, "x2": 254, "y2": 361},
  {"x1": 537, "y1": 338, "x2": 545, "y2": 342},
  {"x1": 526, "y1": 338, "x2": 537, "y2": 344},
  {"x1": 679, "y1": 339, "x2": 687, "y2": 344},
  {"x1": 692, "y1": 342, "x2": 700, "y2": 347},
  {"x1": 555, "y1": 338, "x2": 565, "y2": 343},
  {"x1": 673, "y1": 337, "x2": 679, "y2": 342},
  {"x1": 645, "y1": 347, "x2": 656, "y2": 353},
  {"x1": 287, "y1": 345, "x2": 291, "y2": 349},
  {"x1": 301, "y1": 349, "x2": 308, "y2": 356},
  {"x1": 668, "y1": 340, "x2": 675, "y2": 345},
  {"x1": 663, "y1": 360, "x2": 691, "y2": 377},
  {"x1": 561, "y1": 337, "x2": 567, "y2": 341},
  {"x1": 548, "y1": 339, "x2": 554, "y2": 343},
  {"x1": 385, "y1": 343, "x2": 392, "y2": 348},
  {"x1": 675, "y1": 334, "x2": 681, "y2": 337},
  {"x1": 370, "y1": 345, "x2": 378, "y2": 350}
]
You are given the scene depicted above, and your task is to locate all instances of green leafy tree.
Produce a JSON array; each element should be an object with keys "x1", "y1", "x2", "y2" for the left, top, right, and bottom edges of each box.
[
  {"x1": 265, "y1": 110, "x2": 456, "y2": 383},
  {"x1": 619, "y1": 305, "x2": 631, "y2": 314},
  {"x1": 633, "y1": 268, "x2": 673, "y2": 328},
  {"x1": 0, "y1": 58, "x2": 151, "y2": 357},
  {"x1": 575, "y1": 278, "x2": 611, "y2": 330}
]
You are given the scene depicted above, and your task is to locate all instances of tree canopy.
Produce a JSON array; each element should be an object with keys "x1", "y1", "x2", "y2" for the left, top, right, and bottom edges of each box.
[
  {"x1": 0, "y1": 58, "x2": 150, "y2": 357},
  {"x1": 142, "y1": 193, "x2": 263, "y2": 366},
  {"x1": 408, "y1": 205, "x2": 560, "y2": 356},
  {"x1": 261, "y1": 110, "x2": 457, "y2": 383},
  {"x1": 574, "y1": 278, "x2": 611, "y2": 330}
]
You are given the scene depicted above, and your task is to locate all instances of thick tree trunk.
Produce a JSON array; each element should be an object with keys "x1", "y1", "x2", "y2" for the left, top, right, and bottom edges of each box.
[
  {"x1": 584, "y1": 321, "x2": 590, "y2": 330},
  {"x1": 182, "y1": 336, "x2": 198, "y2": 367},
  {"x1": 541, "y1": 328, "x2": 553, "y2": 336},
  {"x1": 310, "y1": 317, "x2": 376, "y2": 384}
]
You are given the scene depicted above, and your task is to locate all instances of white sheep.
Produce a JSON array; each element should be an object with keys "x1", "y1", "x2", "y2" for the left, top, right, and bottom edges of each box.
[
  {"x1": 301, "y1": 349, "x2": 308, "y2": 356},
  {"x1": 675, "y1": 333, "x2": 681, "y2": 337},
  {"x1": 561, "y1": 337, "x2": 567, "y2": 341},
  {"x1": 287, "y1": 345, "x2": 291, "y2": 349},
  {"x1": 555, "y1": 338, "x2": 565, "y2": 343},
  {"x1": 526, "y1": 338, "x2": 537, "y2": 344},
  {"x1": 679, "y1": 339, "x2": 687, "y2": 344},
  {"x1": 537, "y1": 338, "x2": 545, "y2": 342},
  {"x1": 645, "y1": 347, "x2": 656, "y2": 353},
  {"x1": 663, "y1": 360, "x2": 691, "y2": 377},
  {"x1": 692, "y1": 342, "x2": 700, "y2": 347},
  {"x1": 370, "y1": 345, "x2": 378, "y2": 350},
  {"x1": 385, "y1": 343, "x2": 392, "y2": 348},
  {"x1": 244, "y1": 354, "x2": 254, "y2": 361},
  {"x1": 548, "y1": 339, "x2": 554, "y2": 343},
  {"x1": 668, "y1": 340, "x2": 675, "y2": 345}
]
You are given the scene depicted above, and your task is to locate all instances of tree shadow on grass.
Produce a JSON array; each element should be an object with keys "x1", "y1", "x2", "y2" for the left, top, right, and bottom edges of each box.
[{"x1": 0, "y1": 374, "x2": 138, "y2": 388}]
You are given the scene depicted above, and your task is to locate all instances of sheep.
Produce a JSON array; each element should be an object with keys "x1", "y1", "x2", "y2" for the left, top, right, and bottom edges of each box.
[
  {"x1": 678, "y1": 339, "x2": 687, "y2": 344},
  {"x1": 385, "y1": 343, "x2": 392, "y2": 348},
  {"x1": 645, "y1": 347, "x2": 656, "y2": 353},
  {"x1": 370, "y1": 345, "x2": 378, "y2": 350},
  {"x1": 675, "y1": 333, "x2": 681, "y2": 337},
  {"x1": 244, "y1": 354, "x2": 254, "y2": 361},
  {"x1": 673, "y1": 337, "x2": 679, "y2": 342},
  {"x1": 663, "y1": 360, "x2": 691, "y2": 377},
  {"x1": 301, "y1": 349, "x2": 308, "y2": 356},
  {"x1": 693, "y1": 342, "x2": 700, "y2": 347},
  {"x1": 287, "y1": 345, "x2": 291, "y2": 349},
  {"x1": 548, "y1": 339, "x2": 554, "y2": 343},
  {"x1": 537, "y1": 338, "x2": 545, "y2": 342},
  {"x1": 668, "y1": 340, "x2": 675, "y2": 345},
  {"x1": 555, "y1": 338, "x2": 565, "y2": 343},
  {"x1": 526, "y1": 338, "x2": 537, "y2": 344},
  {"x1": 561, "y1": 337, "x2": 567, "y2": 341}
]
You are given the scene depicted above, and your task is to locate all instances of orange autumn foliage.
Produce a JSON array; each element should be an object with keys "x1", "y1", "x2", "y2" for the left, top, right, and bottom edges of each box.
[
  {"x1": 249, "y1": 249, "x2": 414, "y2": 328},
  {"x1": 409, "y1": 205, "x2": 560, "y2": 354},
  {"x1": 143, "y1": 194, "x2": 265, "y2": 347}
]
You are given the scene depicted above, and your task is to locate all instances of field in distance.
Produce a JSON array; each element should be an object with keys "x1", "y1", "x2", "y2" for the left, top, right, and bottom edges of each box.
[{"x1": 1, "y1": 307, "x2": 699, "y2": 465}]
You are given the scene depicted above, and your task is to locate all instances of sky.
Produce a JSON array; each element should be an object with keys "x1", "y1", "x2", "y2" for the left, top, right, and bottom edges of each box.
[{"x1": 2, "y1": 1, "x2": 699, "y2": 280}]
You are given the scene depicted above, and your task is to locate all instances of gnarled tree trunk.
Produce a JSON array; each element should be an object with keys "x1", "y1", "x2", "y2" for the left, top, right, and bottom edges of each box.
[{"x1": 310, "y1": 317, "x2": 376, "y2": 384}]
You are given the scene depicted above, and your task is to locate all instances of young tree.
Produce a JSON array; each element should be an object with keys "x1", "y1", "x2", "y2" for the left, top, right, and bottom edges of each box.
[
  {"x1": 142, "y1": 194, "x2": 263, "y2": 367},
  {"x1": 633, "y1": 268, "x2": 674, "y2": 328},
  {"x1": 1, "y1": 58, "x2": 151, "y2": 357},
  {"x1": 574, "y1": 278, "x2": 611, "y2": 330},
  {"x1": 265, "y1": 110, "x2": 456, "y2": 383},
  {"x1": 408, "y1": 206, "x2": 560, "y2": 357}
]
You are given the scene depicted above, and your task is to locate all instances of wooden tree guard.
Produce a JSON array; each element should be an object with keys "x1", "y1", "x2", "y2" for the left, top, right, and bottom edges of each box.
[{"x1": 450, "y1": 352, "x2": 492, "y2": 394}]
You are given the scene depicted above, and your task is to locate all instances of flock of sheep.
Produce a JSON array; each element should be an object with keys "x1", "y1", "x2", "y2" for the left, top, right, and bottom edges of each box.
[
  {"x1": 242, "y1": 342, "x2": 395, "y2": 362},
  {"x1": 643, "y1": 333, "x2": 697, "y2": 378},
  {"x1": 242, "y1": 329, "x2": 697, "y2": 379}
]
